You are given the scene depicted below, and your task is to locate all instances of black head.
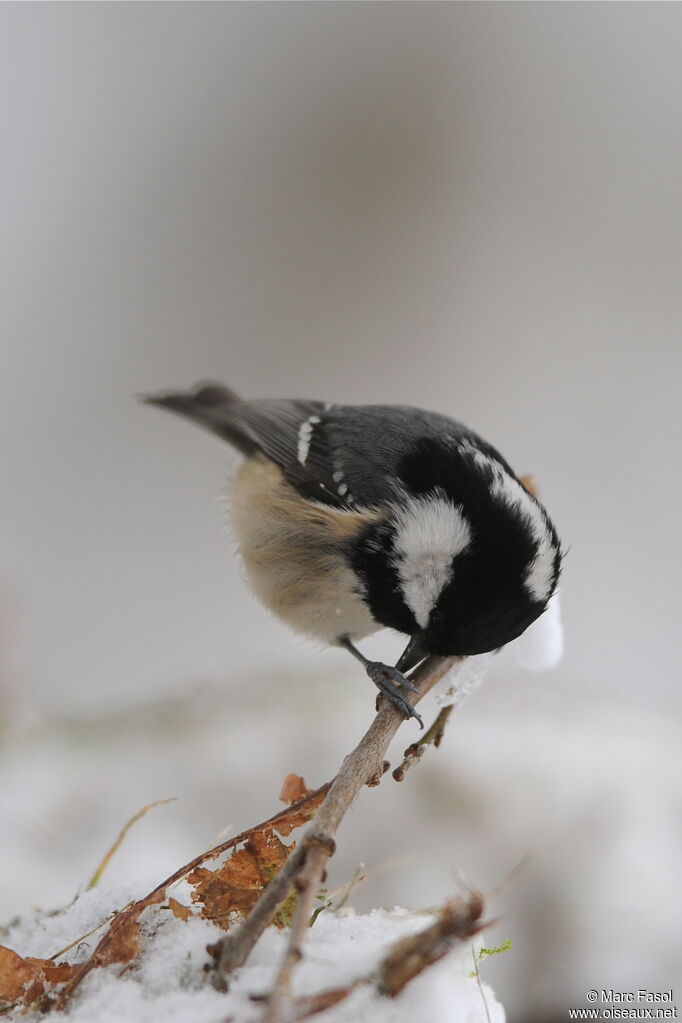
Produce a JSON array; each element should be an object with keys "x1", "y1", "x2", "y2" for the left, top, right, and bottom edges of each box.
[{"x1": 352, "y1": 436, "x2": 562, "y2": 659}]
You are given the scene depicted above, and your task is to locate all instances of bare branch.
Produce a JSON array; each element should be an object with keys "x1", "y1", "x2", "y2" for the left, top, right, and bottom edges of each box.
[
  {"x1": 209, "y1": 655, "x2": 460, "y2": 1018},
  {"x1": 391, "y1": 704, "x2": 454, "y2": 782}
]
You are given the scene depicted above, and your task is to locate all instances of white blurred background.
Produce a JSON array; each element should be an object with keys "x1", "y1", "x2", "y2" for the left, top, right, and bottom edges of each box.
[{"x1": 1, "y1": 5, "x2": 680, "y2": 1021}]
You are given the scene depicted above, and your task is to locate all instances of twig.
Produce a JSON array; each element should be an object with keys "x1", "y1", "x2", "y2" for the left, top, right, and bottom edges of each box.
[
  {"x1": 260, "y1": 655, "x2": 459, "y2": 1021},
  {"x1": 378, "y1": 891, "x2": 485, "y2": 997},
  {"x1": 260, "y1": 655, "x2": 460, "y2": 1021},
  {"x1": 289, "y1": 890, "x2": 486, "y2": 1020},
  {"x1": 391, "y1": 704, "x2": 454, "y2": 782},
  {"x1": 206, "y1": 839, "x2": 311, "y2": 988},
  {"x1": 258, "y1": 835, "x2": 332, "y2": 1020},
  {"x1": 211, "y1": 654, "x2": 460, "y2": 1019},
  {"x1": 391, "y1": 652, "x2": 497, "y2": 783},
  {"x1": 332, "y1": 862, "x2": 366, "y2": 913},
  {"x1": 55, "y1": 782, "x2": 331, "y2": 1009}
]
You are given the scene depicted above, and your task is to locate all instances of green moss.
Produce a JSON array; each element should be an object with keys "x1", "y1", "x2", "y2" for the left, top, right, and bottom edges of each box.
[
  {"x1": 477, "y1": 939, "x2": 511, "y2": 959},
  {"x1": 273, "y1": 891, "x2": 299, "y2": 928}
]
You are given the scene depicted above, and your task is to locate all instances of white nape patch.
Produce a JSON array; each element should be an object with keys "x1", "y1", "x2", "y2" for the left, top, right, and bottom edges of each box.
[
  {"x1": 492, "y1": 474, "x2": 557, "y2": 602},
  {"x1": 459, "y1": 441, "x2": 558, "y2": 602},
  {"x1": 523, "y1": 528, "x2": 559, "y2": 601},
  {"x1": 392, "y1": 496, "x2": 472, "y2": 628},
  {"x1": 296, "y1": 414, "x2": 321, "y2": 465}
]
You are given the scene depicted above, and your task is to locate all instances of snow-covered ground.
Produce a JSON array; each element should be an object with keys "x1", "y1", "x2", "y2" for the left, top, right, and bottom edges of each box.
[
  {"x1": 1, "y1": 648, "x2": 680, "y2": 1021},
  {"x1": 2, "y1": 882, "x2": 504, "y2": 1022}
]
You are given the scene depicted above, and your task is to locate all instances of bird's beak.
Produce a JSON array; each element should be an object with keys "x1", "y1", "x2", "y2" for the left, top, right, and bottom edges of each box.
[{"x1": 396, "y1": 635, "x2": 429, "y2": 674}]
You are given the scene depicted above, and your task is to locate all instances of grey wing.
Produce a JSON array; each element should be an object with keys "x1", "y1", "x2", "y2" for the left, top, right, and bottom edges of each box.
[
  {"x1": 244, "y1": 401, "x2": 470, "y2": 509},
  {"x1": 144, "y1": 385, "x2": 475, "y2": 509},
  {"x1": 231, "y1": 397, "x2": 355, "y2": 507},
  {"x1": 312, "y1": 403, "x2": 520, "y2": 507},
  {"x1": 319, "y1": 404, "x2": 475, "y2": 507},
  {"x1": 143, "y1": 383, "x2": 351, "y2": 507}
]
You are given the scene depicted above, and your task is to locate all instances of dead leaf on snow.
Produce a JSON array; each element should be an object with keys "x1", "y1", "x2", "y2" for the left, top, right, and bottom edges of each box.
[
  {"x1": 9, "y1": 779, "x2": 329, "y2": 1014},
  {"x1": 167, "y1": 897, "x2": 194, "y2": 922},
  {"x1": 188, "y1": 826, "x2": 292, "y2": 929},
  {"x1": 0, "y1": 945, "x2": 80, "y2": 1011},
  {"x1": 55, "y1": 889, "x2": 167, "y2": 1009},
  {"x1": 187, "y1": 779, "x2": 327, "y2": 928}
]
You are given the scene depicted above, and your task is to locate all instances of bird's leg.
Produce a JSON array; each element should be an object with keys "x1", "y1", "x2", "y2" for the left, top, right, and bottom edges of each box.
[{"x1": 339, "y1": 637, "x2": 424, "y2": 728}]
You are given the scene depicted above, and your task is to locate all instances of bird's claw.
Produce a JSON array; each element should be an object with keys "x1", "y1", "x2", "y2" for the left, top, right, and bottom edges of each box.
[{"x1": 365, "y1": 662, "x2": 424, "y2": 728}]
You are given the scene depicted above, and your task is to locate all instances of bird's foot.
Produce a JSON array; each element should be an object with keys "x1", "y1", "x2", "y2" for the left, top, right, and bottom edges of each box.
[{"x1": 364, "y1": 662, "x2": 423, "y2": 728}]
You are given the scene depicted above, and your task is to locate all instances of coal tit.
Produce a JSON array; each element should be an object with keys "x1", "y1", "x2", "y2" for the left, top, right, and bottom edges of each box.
[{"x1": 144, "y1": 384, "x2": 562, "y2": 727}]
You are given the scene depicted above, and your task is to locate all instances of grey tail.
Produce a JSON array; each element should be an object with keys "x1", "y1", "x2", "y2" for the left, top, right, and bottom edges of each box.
[{"x1": 141, "y1": 382, "x2": 257, "y2": 456}]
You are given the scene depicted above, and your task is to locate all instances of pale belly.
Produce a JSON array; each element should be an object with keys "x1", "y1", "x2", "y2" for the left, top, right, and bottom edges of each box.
[{"x1": 229, "y1": 458, "x2": 381, "y2": 644}]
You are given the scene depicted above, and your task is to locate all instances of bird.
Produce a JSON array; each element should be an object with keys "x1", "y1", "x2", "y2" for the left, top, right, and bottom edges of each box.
[{"x1": 143, "y1": 383, "x2": 562, "y2": 727}]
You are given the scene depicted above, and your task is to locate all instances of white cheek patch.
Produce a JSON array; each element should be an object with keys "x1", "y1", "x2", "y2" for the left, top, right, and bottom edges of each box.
[
  {"x1": 392, "y1": 496, "x2": 472, "y2": 629},
  {"x1": 459, "y1": 441, "x2": 558, "y2": 602}
]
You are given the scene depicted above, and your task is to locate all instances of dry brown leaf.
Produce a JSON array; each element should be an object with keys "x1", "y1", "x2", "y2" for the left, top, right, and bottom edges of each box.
[
  {"x1": 187, "y1": 784, "x2": 328, "y2": 931},
  {"x1": 167, "y1": 897, "x2": 194, "y2": 922},
  {"x1": 92, "y1": 893, "x2": 165, "y2": 969},
  {"x1": 0, "y1": 945, "x2": 80, "y2": 1010},
  {"x1": 51, "y1": 780, "x2": 329, "y2": 1012},
  {"x1": 279, "y1": 773, "x2": 313, "y2": 804},
  {"x1": 0, "y1": 945, "x2": 38, "y2": 1003},
  {"x1": 188, "y1": 827, "x2": 292, "y2": 929},
  {"x1": 186, "y1": 781, "x2": 327, "y2": 930},
  {"x1": 272, "y1": 786, "x2": 326, "y2": 839},
  {"x1": 55, "y1": 889, "x2": 166, "y2": 1009}
]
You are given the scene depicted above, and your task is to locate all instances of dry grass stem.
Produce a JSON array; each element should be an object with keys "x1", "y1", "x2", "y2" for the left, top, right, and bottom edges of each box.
[{"x1": 86, "y1": 798, "x2": 176, "y2": 890}]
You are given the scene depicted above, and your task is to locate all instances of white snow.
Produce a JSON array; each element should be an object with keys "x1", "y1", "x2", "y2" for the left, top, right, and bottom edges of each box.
[
  {"x1": 1, "y1": 890, "x2": 504, "y2": 1023},
  {"x1": 512, "y1": 589, "x2": 564, "y2": 671},
  {"x1": 431, "y1": 651, "x2": 498, "y2": 706},
  {"x1": 2, "y1": 595, "x2": 680, "y2": 1021}
]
